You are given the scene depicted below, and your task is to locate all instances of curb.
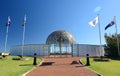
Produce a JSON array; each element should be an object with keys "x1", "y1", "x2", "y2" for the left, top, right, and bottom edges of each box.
[
  {"x1": 22, "y1": 58, "x2": 44, "y2": 76},
  {"x1": 22, "y1": 67, "x2": 36, "y2": 76},
  {"x1": 88, "y1": 68, "x2": 103, "y2": 76},
  {"x1": 79, "y1": 60, "x2": 103, "y2": 76}
]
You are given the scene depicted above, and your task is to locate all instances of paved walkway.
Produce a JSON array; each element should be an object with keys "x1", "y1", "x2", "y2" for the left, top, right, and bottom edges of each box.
[{"x1": 26, "y1": 57, "x2": 98, "y2": 76}]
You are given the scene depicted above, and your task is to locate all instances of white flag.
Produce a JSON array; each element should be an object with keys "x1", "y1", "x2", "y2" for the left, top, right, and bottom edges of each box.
[
  {"x1": 88, "y1": 16, "x2": 98, "y2": 26},
  {"x1": 23, "y1": 15, "x2": 26, "y2": 26},
  {"x1": 6, "y1": 16, "x2": 11, "y2": 26}
]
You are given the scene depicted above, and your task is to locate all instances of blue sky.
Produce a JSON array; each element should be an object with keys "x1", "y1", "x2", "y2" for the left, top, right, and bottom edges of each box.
[{"x1": 0, "y1": 0, "x2": 120, "y2": 51}]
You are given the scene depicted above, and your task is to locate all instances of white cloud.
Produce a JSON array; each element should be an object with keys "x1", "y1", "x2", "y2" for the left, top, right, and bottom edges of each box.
[{"x1": 94, "y1": 6, "x2": 101, "y2": 13}]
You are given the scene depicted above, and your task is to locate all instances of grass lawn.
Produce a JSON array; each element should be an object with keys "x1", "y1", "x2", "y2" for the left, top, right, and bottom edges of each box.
[
  {"x1": 0, "y1": 56, "x2": 41, "y2": 76},
  {"x1": 81, "y1": 58, "x2": 120, "y2": 76}
]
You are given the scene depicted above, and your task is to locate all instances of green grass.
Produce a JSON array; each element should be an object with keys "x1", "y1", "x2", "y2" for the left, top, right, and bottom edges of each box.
[
  {"x1": 0, "y1": 56, "x2": 41, "y2": 76},
  {"x1": 81, "y1": 58, "x2": 120, "y2": 76}
]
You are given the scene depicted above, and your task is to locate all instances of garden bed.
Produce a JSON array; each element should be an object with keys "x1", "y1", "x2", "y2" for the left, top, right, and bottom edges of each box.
[{"x1": 93, "y1": 57, "x2": 110, "y2": 62}]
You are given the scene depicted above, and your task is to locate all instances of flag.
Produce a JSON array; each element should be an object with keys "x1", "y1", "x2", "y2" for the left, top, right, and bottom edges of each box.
[
  {"x1": 6, "y1": 16, "x2": 11, "y2": 26},
  {"x1": 88, "y1": 16, "x2": 98, "y2": 26},
  {"x1": 105, "y1": 18, "x2": 115, "y2": 30},
  {"x1": 22, "y1": 15, "x2": 26, "y2": 26}
]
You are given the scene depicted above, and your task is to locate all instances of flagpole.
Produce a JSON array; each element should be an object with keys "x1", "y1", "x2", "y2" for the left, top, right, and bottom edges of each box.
[
  {"x1": 22, "y1": 25, "x2": 25, "y2": 57},
  {"x1": 97, "y1": 14, "x2": 102, "y2": 57},
  {"x1": 114, "y1": 16, "x2": 120, "y2": 56},
  {"x1": 21, "y1": 15, "x2": 26, "y2": 57},
  {"x1": 4, "y1": 16, "x2": 10, "y2": 53},
  {"x1": 4, "y1": 26, "x2": 9, "y2": 52}
]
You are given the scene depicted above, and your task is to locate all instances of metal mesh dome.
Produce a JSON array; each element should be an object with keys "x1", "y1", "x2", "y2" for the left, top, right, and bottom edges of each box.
[{"x1": 46, "y1": 30, "x2": 76, "y2": 44}]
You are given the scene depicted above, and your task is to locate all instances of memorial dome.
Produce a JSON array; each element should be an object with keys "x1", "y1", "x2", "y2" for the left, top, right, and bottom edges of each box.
[{"x1": 46, "y1": 30, "x2": 76, "y2": 44}]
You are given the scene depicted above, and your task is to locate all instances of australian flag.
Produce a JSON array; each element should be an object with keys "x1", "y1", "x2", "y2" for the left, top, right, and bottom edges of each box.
[{"x1": 105, "y1": 18, "x2": 115, "y2": 30}]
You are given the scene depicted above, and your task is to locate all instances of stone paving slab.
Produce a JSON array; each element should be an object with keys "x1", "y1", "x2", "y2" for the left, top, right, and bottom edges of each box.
[{"x1": 26, "y1": 57, "x2": 98, "y2": 76}]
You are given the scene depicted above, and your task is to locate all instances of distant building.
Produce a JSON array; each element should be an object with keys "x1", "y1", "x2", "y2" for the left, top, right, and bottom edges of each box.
[{"x1": 10, "y1": 30, "x2": 105, "y2": 57}]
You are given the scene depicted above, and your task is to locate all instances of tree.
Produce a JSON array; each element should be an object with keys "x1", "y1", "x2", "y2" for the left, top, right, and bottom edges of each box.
[{"x1": 104, "y1": 33, "x2": 120, "y2": 57}]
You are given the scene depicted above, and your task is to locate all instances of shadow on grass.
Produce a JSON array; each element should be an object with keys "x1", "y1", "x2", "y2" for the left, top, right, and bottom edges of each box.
[
  {"x1": 19, "y1": 64, "x2": 33, "y2": 66},
  {"x1": 111, "y1": 57, "x2": 120, "y2": 60}
]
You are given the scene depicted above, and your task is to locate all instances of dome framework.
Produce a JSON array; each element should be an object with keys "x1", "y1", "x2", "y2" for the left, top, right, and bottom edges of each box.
[
  {"x1": 46, "y1": 30, "x2": 76, "y2": 57},
  {"x1": 46, "y1": 30, "x2": 76, "y2": 44}
]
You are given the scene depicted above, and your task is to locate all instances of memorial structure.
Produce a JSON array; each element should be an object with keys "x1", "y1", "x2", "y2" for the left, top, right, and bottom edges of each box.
[{"x1": 10, "y1": 30, "x2": 105, "y2": 57}]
